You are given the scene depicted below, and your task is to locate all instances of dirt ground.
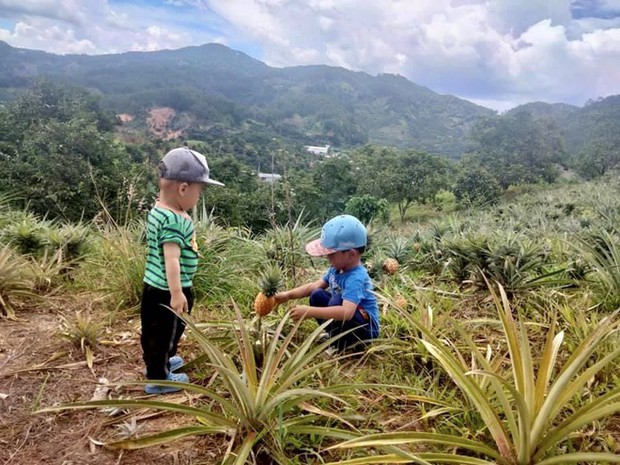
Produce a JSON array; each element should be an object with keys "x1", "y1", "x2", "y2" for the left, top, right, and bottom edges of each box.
[{"x1": 0, "y1": 297, "x2": 226, "y2": 465}]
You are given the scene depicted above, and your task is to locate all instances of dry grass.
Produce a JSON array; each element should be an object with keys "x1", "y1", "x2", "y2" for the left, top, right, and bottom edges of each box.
[{"x1": 0, "y1": 295, "x2": 229, "y2": 465}]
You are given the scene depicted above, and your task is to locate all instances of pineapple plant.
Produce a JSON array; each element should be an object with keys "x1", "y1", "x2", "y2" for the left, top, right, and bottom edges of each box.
[
  {"x1": 3, "y1": 216, "x2": 46, "y2": 256},
  {"x1": 382, "y1": 235, "x2": 410, "y2": 275},
  {"x1": 253, "y1": 266, "x2": 282, "y2": 317},
  {"x1": 364, "y1": 257, "x2": 383, "y2": 280},
  {"x1": 0, "y1": 246, "x2": 35, "y2": 318},
  {"x1": 57, "y1": 310, "x2": 105, "y2": 369}
]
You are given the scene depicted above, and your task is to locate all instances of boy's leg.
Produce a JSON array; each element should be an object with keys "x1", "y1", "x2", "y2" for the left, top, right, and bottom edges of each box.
[
  {"x1": 331, "y1": 311, "x2": 373, "y2": 352},
  {"x1": 167, "y1": 287, "x2": 194, "y2": 360},
  {"x1": 309, "y1": 288, "x2": 332, "y2": 308},
  {"x1": 140, "y1": 285, "x2": 179, "y2": 379},
  {"x1": 310, "y1": 288, "x2": 335, "y2": 332},
  {"x1": 310, "y1": 291, "x2": 372, "y2": 351}
]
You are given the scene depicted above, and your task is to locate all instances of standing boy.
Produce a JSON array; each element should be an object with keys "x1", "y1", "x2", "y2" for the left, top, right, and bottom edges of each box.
[
  {"x1": 141, "y1": 147, "x2": 223, "y2": 394},
  {"x1": 275, "y1": 214, "x2": 379, "y2": 352}
]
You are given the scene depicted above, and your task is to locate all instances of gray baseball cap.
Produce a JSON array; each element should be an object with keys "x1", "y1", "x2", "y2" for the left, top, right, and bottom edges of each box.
[{"x1": 160, "y1": 147, "x2": 224, "y2": 186}]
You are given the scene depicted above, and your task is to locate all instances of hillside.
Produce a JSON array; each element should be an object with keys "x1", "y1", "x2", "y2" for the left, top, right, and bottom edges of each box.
[
  {"x1": 0, "y1": 41, "x2": 494, "y2": 157},
  {"x1": 507, "y1": 97, "x2": 620, "y2": 156}
]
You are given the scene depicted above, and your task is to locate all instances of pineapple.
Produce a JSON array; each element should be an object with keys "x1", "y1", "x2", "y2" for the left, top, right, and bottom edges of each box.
[
  {"x1": 383, "y1": 257, "x2": 399, "y2": 275},
  {"x1": 254, "y1": 266, "x2": 282, "y2": 317},
  {"x1": 382, "y1": 236, "x2": 410, "y2": 275},
  {"x1": 394, "y1": 294, "x2": 408, "y2": 309}
]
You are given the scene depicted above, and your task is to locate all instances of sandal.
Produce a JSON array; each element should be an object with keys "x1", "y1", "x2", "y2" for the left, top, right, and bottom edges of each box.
[
  {"x1": 144, "y1": 371, "x2": 189, "y2": 395},
  {"x1": 169, "y1": 355, "x2": 184, "y2": 372}
]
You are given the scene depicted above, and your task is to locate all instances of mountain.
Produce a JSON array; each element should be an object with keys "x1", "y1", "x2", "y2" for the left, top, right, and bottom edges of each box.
[
  {"x1": 507, "y1": 97, "x2": 620, "y2": 156},
  {"x1": 506, "y1": 102, "x2": 579, "y2": 125},
  {"x1": 0, "y1": 41, "x2": 495, "y2": 157}
]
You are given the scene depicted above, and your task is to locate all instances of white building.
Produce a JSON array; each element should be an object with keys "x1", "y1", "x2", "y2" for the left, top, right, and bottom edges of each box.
[
  {"x1": 305, "y1": 145, "x2": 330, "y2": 155},
  {"x1": 258, "y1": 172, "x2": 282, "y2": 183}
]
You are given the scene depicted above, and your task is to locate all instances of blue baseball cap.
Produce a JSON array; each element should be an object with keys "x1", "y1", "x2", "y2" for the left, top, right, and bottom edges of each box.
[{"x1": 306, "y1": 214, "x2": 367, "y2": 256}]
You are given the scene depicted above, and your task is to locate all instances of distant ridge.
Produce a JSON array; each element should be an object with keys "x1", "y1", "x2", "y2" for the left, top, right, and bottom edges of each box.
[
  {"x1": 2, "y1": 41, "x2": 618, "y2": 159},
  {"x1": 0, "y1": 41, "x2": 498, "y2": 157}
]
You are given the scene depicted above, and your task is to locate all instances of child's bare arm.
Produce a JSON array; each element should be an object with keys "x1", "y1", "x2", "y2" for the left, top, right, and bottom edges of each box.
[
  {"x1": 163, "y1": 242, "x2": 187, "y2": 313},
  {"x1": 290, "y1": 299, "x2": 357, "y2": 322},
  {"x1": 275, "y1": 279, "x2": 327, "y2": 304}
]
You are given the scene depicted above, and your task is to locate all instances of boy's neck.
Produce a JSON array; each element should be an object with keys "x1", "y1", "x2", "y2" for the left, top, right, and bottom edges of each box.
[
  {"x1": 156, "y1": 196, "x2": 187, "y2": 216},
  {"x1": 339, "y1": 258, "x2": 362, "y2": 272}
]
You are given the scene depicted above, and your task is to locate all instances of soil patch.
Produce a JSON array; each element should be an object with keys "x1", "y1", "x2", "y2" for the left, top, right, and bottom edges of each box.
[
  {"x1": 147, "y1": 107, "x2": 185, "y2": 140},
  {"x1": 0, "y1": 299, "x2": 225, "y2": 465},
  {"x1": 116, "y1": 114, "x2": 134, "y2": 123}
]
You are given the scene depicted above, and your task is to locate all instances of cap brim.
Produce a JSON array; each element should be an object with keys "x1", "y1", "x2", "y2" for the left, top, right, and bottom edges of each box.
[
  {"x1": 305, "y1": 239, "x2": 336, "y2": 256},
  {"x1": 204, "y1": 178, "x2": 224, "y2": 186}
]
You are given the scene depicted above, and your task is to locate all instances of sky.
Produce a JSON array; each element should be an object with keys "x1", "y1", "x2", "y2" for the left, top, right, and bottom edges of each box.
[{"x1": 0, "y1": 1, "x2": 619, "y2": 111}]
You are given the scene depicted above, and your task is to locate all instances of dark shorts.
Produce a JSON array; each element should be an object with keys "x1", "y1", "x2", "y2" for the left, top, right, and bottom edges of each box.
[{"x1": 309, "y1": 288, "x2": 376, "y2": 352}]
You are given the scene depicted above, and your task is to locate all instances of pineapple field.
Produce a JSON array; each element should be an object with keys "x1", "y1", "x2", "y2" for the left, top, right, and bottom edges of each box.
[{"x1": 1, "y1": 179, "x2": 619, "y2": 465}]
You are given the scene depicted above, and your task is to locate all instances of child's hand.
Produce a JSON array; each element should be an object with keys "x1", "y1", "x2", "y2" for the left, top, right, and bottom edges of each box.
[
  {"x1": 170, "y1": 291, "x2": 188, "y2": 314},
  {"x1": 290, "y1": 305, "x2": 312, "y2": 321},
  {"x1": 274, "y1": 292, "x2": 287, "y2": 306}
]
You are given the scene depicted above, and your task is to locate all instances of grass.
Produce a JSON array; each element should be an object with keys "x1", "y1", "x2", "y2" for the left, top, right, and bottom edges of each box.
[
  {"x1": 326, "y1": 284, "x2": 620, "y2": 465},
  {"x1": 4, "y1": 178, "x2": 620, "y2": 464},
  {"x1": 75, "y1": 222, "x2": 146, "y2": 312}
]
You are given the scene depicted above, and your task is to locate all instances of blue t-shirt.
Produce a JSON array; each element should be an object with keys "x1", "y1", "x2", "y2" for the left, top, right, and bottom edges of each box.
[{"x1": 322, "y1": 265, "x2": 379, "y2": 338}]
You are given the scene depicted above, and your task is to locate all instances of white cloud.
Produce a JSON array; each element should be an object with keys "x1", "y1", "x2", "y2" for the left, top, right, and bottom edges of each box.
[
  {"x1": 0, "y1": 0, "x2": 618, "y2": 109},
  {"x1": 489, "y1": 0, "x2": 573, "y2": 34},
  {"x1": 201, "y1": 0, "x2": 620, "y2": 107},
  {"x1": 0, "y1": 19, "x2": 97, "y2": 53},
  {"x1": 318, "y1": 16, "x2": 333, "y2": 31},
  {"x1": 468, "y1": 97, "x2": 520, "y2": 113},
  {"x1": 0, "y1": 0, "x2": 85, "y2": 24},
  {"x1": 0, "y1": 0, "x2": 223, "y2": 54}
]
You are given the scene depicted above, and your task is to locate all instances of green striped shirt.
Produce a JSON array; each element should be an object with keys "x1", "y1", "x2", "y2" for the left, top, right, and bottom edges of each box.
[{"x1": 143, "y1": 206, "x2": 199, "y2": 290}]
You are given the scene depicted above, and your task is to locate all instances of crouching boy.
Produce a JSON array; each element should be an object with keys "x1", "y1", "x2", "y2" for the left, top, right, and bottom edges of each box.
[{"x1": 275, "y1": 214, "x2": 379, "y2": 352}]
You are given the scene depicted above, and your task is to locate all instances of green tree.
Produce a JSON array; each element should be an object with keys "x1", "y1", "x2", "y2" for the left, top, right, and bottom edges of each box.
[
  {"x1": 286, "y1": 172, "x2": 326, "y2": 224},
  {"x1": 467, "y1": 112, "x2": 565, "y2": 188},
  {"x1": 573, "y1": 99, "x2": 620, "y2": 179},
  {"x1": 345, "y1": 194, "x2": 389, "y2": 224},
  {"x1": 576, "y1": 140, "x2": 620, "y2": 179},
  {"x1": 453, "y1": 162, "x2": 501, "y2": 207},
  {"x1": 354, "y1": 146, "x2": 452, "y2": 222},
  {"x1": 0, "y1": 80, "x2": 132, "y2": 221},
  {"x1": 309, "y1": 155, "x2": 359, "y2": 220}
]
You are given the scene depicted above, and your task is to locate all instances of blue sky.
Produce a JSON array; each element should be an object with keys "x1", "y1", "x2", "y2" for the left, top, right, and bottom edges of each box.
[{"x1": 0, "y1": 0, "x2": 619, "y2": 111}]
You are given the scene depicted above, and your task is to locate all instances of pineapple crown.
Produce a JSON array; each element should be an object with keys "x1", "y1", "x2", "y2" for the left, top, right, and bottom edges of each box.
[{"x1": 259, "y1": 266, "x2": 282, "y2": 297}]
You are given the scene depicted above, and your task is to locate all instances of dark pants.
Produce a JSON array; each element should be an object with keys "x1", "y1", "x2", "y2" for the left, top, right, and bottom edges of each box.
[
  {"x1": 140, "y1": 284, "x2": 194, "y2": 379},
  {"x1": 310, "y1": 289, "x2": 373, "y2": 352}
]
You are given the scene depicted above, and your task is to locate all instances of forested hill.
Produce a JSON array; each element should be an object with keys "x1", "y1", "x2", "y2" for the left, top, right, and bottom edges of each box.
[
  {"x1": 506, "y1": 96, "x2": 620, "y2": 158},
  {"x1": 0, "y1": 41, "x2": 494, "y2": 157}
]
